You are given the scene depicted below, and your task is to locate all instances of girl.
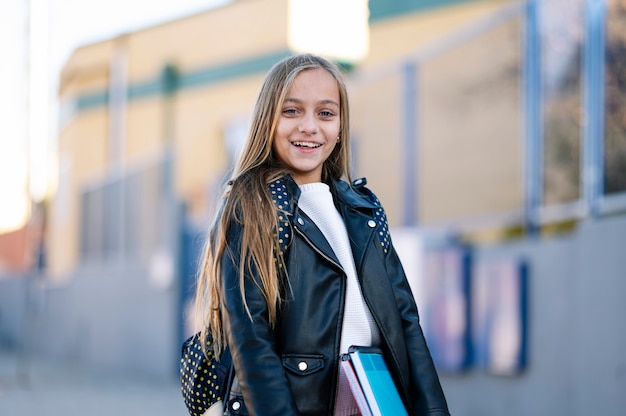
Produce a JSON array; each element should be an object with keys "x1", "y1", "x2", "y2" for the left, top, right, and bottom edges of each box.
[{"x1": 184, "y1": 54, "x2": 449, "y2": 416}]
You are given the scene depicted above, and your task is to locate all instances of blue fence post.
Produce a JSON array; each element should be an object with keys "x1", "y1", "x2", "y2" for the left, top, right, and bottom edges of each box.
[
  {"x1": 402, "y1": 61, "x2": 418, "y2": 226},
  {"x1": 523, "y1": 0, "x2": 543, "y2": 234},
  {"x1": 582, "y1": 0, "x2": 606, "y2": 219}
]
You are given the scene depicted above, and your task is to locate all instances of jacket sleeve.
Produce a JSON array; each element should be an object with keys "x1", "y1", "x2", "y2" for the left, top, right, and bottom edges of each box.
[
  {"x1": 384, "y1": 241, "x2": 450, "y2": 416},
  {"x1": 220, "y1": 218, "x2": 299, "y2": 415}
]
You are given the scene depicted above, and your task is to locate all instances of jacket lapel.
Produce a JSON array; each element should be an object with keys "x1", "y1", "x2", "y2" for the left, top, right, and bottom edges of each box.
[
  {"x1": 279, "y1": 175, "x2": 343, "y2": 269},
  {"x1": 330, "y1": 179, "x2": 379, "y2": 273},
  {"x1": 292, "y1": 209, "x2": 343, "y2": 270}
]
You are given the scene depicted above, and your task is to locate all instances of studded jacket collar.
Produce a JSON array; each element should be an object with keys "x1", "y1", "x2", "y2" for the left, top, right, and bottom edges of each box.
[{"x1": 268, "y1": 175, "x2": 391, "y2": 265}]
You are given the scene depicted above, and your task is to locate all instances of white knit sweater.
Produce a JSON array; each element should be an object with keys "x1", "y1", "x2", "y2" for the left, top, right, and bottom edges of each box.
[{"x1": 298, "y1": 182, "x2": 380, "y2": 416}]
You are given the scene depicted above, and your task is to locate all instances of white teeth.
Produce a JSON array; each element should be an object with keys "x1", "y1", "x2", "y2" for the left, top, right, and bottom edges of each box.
[{"x1": 293, "y1": 141, "x2": 321, "y2": 148}]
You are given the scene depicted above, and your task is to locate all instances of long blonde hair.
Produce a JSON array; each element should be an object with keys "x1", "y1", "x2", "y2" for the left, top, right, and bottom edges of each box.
[{"x1": 194, "y1": 54, "x2": 352, "y2": 356}]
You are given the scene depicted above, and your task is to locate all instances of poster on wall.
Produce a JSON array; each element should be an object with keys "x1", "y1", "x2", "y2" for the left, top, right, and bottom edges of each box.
[
  {"x1": 420, "y1": 244, "x2": 472, "y2": 372},
  {"x1": 471, "y1": 257, "x2": 528, "y2": 375},
  {"x1": 392, "y1": 228, "x2": 471, "y2": 373}
]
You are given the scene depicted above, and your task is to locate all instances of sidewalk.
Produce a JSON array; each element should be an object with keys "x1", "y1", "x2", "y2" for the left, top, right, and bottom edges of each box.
[{"x1": 0, "y1": 349, "x2": 188, "y2": 416}]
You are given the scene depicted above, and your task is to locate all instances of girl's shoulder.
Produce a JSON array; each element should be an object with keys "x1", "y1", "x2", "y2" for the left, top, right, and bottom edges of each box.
[
  {"x1": 350, "y1": 177, "x2": 383, "y2": 207},
  {"x1": 337, "y1": 177, "x2": 385, "y2": 213},
  {"x1": 346, "y1": 178, "x2": 392, "y2": 255}
]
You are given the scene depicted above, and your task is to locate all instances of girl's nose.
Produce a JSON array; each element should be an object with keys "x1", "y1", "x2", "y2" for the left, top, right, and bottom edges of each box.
[{"x1": 298, "y1": 113, "x2": 318, "y2": 134}]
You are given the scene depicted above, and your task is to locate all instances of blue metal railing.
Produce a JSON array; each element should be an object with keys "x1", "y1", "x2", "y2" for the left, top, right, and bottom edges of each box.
[
  {"x1": 523, "y1": 0, "x2": 543, "y2": 233},
  {"x1": 402, "y1": 62, "x2": 419, "y2": 226},
  {"x1": 582, "y1": 0, "x2": 607, "y2": 219}
]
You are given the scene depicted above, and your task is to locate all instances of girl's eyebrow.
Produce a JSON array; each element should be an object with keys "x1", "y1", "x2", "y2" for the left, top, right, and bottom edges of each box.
[{"x1": 283, "y1": 98, "x2": 339, "y2": 107}]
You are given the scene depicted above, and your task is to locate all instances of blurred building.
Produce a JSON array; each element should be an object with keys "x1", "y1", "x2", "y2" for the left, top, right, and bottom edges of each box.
[
  {"x1": 49, "y1": 0, "x2": 527, "y2": 278},
  {"x1": 9, "y1": 0, "x2": 625, "y2": 415},
  {"x1": 0, "y1": 229, "x2": 31, "y2": 274},
  {"x1": 0, "y1": 204, "x2": 45, "y2": 275}
]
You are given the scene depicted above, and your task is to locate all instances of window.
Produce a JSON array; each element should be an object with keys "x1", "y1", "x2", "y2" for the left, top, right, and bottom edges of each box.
[
  {"x1": 604, "y1": 0, "x2": 626, "y2": 195},
  {"x1": 541, "y1": 0, "x2": 585, "y2": 204}
]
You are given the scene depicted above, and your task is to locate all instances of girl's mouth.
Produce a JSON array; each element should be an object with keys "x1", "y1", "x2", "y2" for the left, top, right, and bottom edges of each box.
[{"x1": 292, "y1": 141, "x2": 322, "y2": 149}]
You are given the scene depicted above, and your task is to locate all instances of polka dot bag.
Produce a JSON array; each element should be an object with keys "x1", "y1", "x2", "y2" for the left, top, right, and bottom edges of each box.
[{"x1": 180, "y1": 332, "x2": 233, "y2": 416}]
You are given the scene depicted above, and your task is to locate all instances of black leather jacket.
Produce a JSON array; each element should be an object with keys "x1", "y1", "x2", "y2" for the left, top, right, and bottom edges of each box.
[{"x1": 222, "y1": 175, "x2": 449, "y2": 416}]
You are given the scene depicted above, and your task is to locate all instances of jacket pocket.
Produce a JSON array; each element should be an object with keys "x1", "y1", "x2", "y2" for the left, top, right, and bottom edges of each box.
[
  {"x1": 282, "y1": 354, "x2": 328, "y2": 414},
  {"x1": 282, "y1": 354, "x2": 325, "y2": 376}
]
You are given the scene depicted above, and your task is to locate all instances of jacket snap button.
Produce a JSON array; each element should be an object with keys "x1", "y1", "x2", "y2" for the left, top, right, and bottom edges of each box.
[
  {"x1": 232, "y1": 400, "x2": 241, "y2": 411},
  {"x1": 297, "y1": 217, "x2": 304, "y2": 226},
  {"x1": 367, "y1": 220, "x2": 376, "y2": 228},
  {"x1": 298, "y1": 361, "x2": 308, "y2": 371}
]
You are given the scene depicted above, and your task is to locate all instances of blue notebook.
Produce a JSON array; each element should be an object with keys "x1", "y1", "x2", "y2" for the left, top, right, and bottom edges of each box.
[{"x1": 348, "y1": 346, "x2": 408, "y2": 416}]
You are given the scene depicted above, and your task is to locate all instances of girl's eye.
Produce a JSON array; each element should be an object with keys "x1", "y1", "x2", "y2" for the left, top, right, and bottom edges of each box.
[
  {"x1": 319, "y1": 111, "x2": 335, "y2": 118},
  {"x1": 283, "y1": 108, "x2": 298, "y2": 115}
]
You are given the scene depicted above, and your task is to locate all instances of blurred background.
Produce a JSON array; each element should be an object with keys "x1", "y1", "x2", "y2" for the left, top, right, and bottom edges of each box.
[{"x1": 1, "y1": 0, "x2": 625, "y2": 415}]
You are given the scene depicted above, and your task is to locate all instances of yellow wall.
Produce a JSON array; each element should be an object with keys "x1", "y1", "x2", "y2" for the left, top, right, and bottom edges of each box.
[
  {"x1": 351, "y1": 0, "x2": 520, "y2": 225},
  {"x1": 59, "y1": 40, "x2": 114, "y2": 90},
  {"x1": 365, "y1": 0, "x2": 511, "y2": 68},
  {"x1": 173, "y1": 75, "x2": 267, "y2": 219},
  {"x1": 419, "y1": 17, "x2": 522, "y2": 222},
  {"x1": 51, "y1": 107, "x2": 109, "y2": 275},
  {"x1": 126, "y1": 99, "x2": 166, "y2": 160},
  {"x1": 125, "y1": 0, "x2": 289, "y2": 82},
  {"x1": 349, "y1": 72, "x2": 404, "y2": 223}
]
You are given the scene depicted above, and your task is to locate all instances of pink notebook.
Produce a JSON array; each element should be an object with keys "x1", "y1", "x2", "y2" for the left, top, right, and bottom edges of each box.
[{"x1": 340, "y1": 353, "x2": 373, "y2": 416}]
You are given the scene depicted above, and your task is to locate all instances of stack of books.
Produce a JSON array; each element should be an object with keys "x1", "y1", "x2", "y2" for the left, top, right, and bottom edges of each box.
[{"x1": 340, "y1": 346, "x2": 409, "y2": 416}]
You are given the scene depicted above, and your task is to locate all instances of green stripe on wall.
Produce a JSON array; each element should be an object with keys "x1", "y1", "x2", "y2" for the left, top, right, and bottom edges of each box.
[
  {"x1": 127, "y1": 80, "x2": 166, "y2": 101},
  {"x1": 75, "y1": 49, "x2": 293, "y2": 112},
  {"x1": 76, "y1": 91, "x2": 108, "y2": 111},
  {"x1": 178, "y1": 50, "x2": 292, "y2": 90},
  {"x1": 369, "y1": 0, "x2": 476, "y2": 21}
]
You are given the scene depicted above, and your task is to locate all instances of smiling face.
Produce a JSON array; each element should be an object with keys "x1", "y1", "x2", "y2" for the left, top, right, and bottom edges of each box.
[{"x1": 272, "y1": 68, "x2": 341, "y2": 185}]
